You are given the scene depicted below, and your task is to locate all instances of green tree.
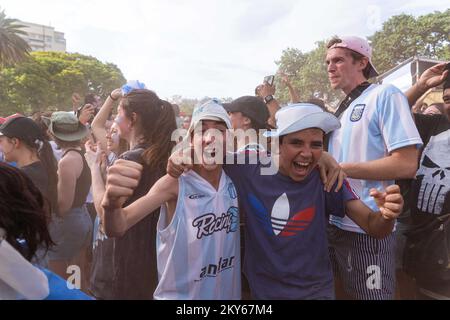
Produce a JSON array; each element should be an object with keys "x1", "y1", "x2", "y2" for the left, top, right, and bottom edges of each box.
[
  {"x1": 275, "y1": 42, "x2": 343, "y2": 106},
  {"x1": 416, "y1": 9, "x2": 450, "y2": 61},
  {"x1": 369, "y1": 9, "x2": 450, "y2": 74},
  {"x1": 275, "y1": 9, "x2": 449, "y2": 107},
  {"x1": 0, "y1": 51, "x2": 126, "y2": 115},
  {"x1": 0, "y1": 8, "x2": 30, "y2": 68}
]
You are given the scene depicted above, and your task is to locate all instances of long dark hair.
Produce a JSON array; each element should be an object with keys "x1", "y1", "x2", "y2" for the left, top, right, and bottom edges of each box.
[
  {"x1": 30, "y1": 117, "x2": 59, "y2": 212},
  {"x1": 4, "y1": 116, "x2": 58, "y2": 213},
  {"x1": 121, "y1": 89, "x2": 177, "y2": 171},
  {"x1": 0, "y1": 163, "x2": 54, "y2": 261},
  {"x1": 37, "y1": 139, "x2": 58, "y2": 212}
]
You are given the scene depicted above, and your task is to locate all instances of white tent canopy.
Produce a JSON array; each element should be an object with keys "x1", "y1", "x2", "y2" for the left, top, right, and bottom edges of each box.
[{"x1": 377, "y1": 56, "x2": 445, "y2": 91}]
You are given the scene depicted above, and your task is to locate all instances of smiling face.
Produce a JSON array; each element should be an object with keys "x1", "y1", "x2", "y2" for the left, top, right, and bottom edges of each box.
[
  {"x1": 326, "y1": 48, "x2": 368, "y2": 95},
  {"x1": 278, "y1": 128, "x2": 324, "y2": 182},
  {"x1": 191, "y1": 119, "x2": 228, "y2": 171}
]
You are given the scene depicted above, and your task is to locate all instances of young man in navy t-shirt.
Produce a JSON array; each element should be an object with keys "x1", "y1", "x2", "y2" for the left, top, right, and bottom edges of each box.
[{"x1": 169, "y1": 103, "x2": 404, "y2": 300}]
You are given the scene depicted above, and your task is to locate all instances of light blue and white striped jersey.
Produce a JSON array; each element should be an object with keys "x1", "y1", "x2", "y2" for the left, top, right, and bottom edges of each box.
[
  {"x1": 154, "y1": 170, "x2": 241, "y2": 300},
  {"x1": 328, "y1": 84, "x2": 422, "y2": 233}
]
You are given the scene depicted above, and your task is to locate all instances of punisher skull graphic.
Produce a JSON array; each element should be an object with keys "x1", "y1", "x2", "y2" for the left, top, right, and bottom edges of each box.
[{"x1": 416, "y1": 130, "x2": 450, "y2": 215}]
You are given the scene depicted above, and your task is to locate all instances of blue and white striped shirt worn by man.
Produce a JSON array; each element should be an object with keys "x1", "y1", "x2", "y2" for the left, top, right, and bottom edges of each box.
[{"x1": 328, "y1": 83, "x2": 423, "y2": 233}]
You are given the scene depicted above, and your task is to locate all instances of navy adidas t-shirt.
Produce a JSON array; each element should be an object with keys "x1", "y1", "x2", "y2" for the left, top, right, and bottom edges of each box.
[{"x1": 224, "y1": 155, "x2": 359, "y2": 300}]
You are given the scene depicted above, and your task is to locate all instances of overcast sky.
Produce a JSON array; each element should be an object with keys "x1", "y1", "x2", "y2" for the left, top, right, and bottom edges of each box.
[{"x1": 1, "y1": 0, "x2": 448, "y2": 100}]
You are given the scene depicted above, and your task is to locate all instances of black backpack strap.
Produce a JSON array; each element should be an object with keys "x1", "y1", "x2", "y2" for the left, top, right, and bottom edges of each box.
[{"x1": 325, "y1": 82, "x2": 372, "y2": 150}]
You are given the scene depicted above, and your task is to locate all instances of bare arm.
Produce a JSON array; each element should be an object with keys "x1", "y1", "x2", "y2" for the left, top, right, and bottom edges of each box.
[
  {"x1": 258, "y1": 82, "x2": 280, "y2": 128},
  {"x1": 91, "y1": 88, "x2": 122, "y2": 151},
  {"x1": 411, "y1": 90, "x2": 429, "y2": 113},
  {"x1": 404, "y1": 62, "x2": 449, "y2": 107},
  {"x1": 116, "y1": 175, "x2": 178, "y2": 235},
  {"x1": 102, "y1": 160, "x2": 178, "y2": 237},
  {"x1": 286, "y1": 83, "x2": 300, "y2": 104},
  {"x1": 57, "y1": 152, "x2": 83, "y2": 215},
  {"x1": 340, "y1": 145, "x2": 419, "y2": 180},
  {"x1": 84, "y1": 141, "x2": 110, "y2": 231},
  {"x1": 266, "y1": 99, "x2": 281, "y2": 128},
  {"x1": 91, "y1": 167, "x2": 106, "y2": 221},
  {"x1": 345, "y1": 185, "x2": 403, "y2": 239},
  {"x1": 72, "y1": 93, "x2": 81, "y2": 114},
  {"x1": 280, "y1": 73, "x2": 300, "y2": 103}
]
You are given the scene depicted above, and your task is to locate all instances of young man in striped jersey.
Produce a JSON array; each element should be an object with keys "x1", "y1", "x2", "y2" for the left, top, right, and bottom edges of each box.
[
  {"x1": 102, "y1": 100, "x2": 241, "y2": 300},
  {"x1": 325, "y1": 36, "x2": 423, "y2": 300}
]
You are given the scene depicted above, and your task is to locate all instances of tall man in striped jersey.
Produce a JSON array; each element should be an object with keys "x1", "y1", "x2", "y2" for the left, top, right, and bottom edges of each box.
[{"x1": 325, "y1": 36, "x2": 423, "y2": 300}]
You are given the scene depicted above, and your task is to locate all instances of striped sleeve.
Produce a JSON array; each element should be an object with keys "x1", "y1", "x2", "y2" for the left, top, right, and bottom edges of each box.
[{"x1": 377, "y1": 85, "x2": 423, "y2": 153}]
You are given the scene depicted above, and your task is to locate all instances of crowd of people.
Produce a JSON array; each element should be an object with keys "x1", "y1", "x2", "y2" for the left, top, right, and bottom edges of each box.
[{"x1": 0, "y1": 35, "x2": 449, "y2": 300}]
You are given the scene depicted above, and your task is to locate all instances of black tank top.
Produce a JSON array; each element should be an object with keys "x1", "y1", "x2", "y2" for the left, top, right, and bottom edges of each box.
[{"x1": 62, "y1": 148, "x2": 91, "y2": 209}]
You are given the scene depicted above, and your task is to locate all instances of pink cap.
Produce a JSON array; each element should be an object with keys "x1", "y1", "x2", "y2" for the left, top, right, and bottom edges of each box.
[
  {"x1": 329, "y1": 36, "x2": 379, "y2": 78},
  {"x1": 0, "y1": 117, "x2": 5, "y2": 125}
]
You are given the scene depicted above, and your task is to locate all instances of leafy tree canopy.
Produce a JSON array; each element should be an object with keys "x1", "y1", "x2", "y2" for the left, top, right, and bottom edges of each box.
[{"x1": 0, "y1": 51, "x2": 126, "y2": 115}]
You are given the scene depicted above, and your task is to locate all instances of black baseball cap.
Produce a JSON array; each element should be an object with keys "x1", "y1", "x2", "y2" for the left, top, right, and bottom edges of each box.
[
  {"x1": 224, "y1": 96, "x2": 270, "y2": 128},
  {"x1": 0, "y1": 116, "x2": 43, "y2": 143}
]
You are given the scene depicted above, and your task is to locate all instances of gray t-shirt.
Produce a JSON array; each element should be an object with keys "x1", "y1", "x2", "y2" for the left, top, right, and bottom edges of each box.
[{"x1": 21, "y1": 161, "x2": 48, "y2": 199}]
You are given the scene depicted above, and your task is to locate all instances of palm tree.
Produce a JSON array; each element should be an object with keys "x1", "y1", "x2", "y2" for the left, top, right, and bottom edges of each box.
[{"x1": 0, "y1": 8, "x2": 31, "y2": 68}]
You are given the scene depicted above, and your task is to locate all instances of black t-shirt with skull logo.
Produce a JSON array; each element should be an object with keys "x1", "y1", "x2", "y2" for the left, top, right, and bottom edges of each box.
[{"x1": 411, "y1": 114, "x2": 450, "y2": 224}]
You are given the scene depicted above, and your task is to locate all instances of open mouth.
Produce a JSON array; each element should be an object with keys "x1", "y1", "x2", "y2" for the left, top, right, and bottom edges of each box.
[
  {"x1": 292, "y1": 161, "x2": 311, "y2": 175},
  {"x1": 204, "y1": 148, "x2": 216, "y2": 158},
  {"x1": 203, "y1": 147, "x2": 218, "y2": 165}
]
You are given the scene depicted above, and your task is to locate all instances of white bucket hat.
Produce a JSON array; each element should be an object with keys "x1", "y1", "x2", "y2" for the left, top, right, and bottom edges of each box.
[
  {"x1": 187, "y1": 99, "x2": 232, "y2": 135},
  {"x1": 264, "y1": 103, "x2": 341, "y2": 137}
]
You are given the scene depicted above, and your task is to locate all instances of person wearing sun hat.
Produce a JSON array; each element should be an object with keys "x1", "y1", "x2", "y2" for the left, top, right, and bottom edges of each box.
[
  {"x1": 43, "y1": 111, "x2": 93, "y2": 287},
  {"x1": 43, "y1": 111, "x2": 89, "y2": 142}
]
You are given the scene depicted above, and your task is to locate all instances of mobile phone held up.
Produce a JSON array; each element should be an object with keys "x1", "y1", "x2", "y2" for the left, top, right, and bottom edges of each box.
[{"x1": 264, "y1": 75, "x2": 275, "y2": 87}]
